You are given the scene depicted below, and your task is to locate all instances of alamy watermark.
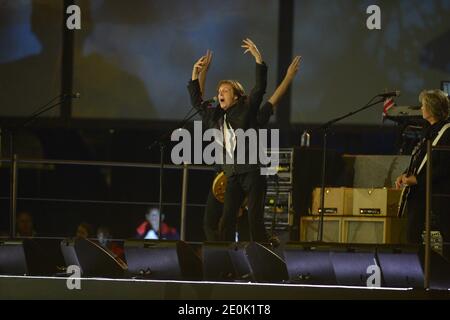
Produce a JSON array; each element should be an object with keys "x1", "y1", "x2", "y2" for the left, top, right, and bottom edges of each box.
[
  {"x1": 366, "y1": 259, "x2": 381, "y2": 288},
  {"x1": 66, "y1": 265, "x2": 82, "y2": 290},
  {"x1": 66, "y1": 5, "x2": 81, "y2": 30},
  {"x1": 170, "y1": 121, "x2": 279, "y2": 175},
  {"x1": 65, "y1": 4, "x2": 381, "y2": 31},
  {"x1": 366, "y1": 5, "x2": 381, "y2": 30}
]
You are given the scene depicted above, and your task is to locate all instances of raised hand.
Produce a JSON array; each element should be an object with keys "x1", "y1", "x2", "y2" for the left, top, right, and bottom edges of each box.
[
  {"x1": 198, "y1": 50, "x2": 213, "y2": 95},
  {"x1": 241, "y1": 38, "x2": 263, "y2": 64},
  {"x1": 192, "y1": 55, "x2": 207, "y2": 80},
  {"x1": 202, "y1": 49, "x2": 213, "y2": 73},
  {"x1": 286, "y1": 55, "x2": 302, "y2": 78},
  {"x1": 267, "y1": 54, "x2": 302, "y2": 108}
]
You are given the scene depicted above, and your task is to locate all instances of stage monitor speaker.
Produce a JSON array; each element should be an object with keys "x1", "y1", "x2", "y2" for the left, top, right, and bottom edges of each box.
[
  {"x1": 203, "y1": 242, "x2": 288, "y2": 283},
  {"x1": 376, "y1": 245, "x2": 450, "y2": 289},
  {"x1": 61, "y1": 238, "x2": 126, "y2": 278},
  {"x1": 329, "y1": 245, "x2": 377, "y2": 286},
  {"x1": 284, "y1": 242, "x2": 337, "y2": 285},
  {"x1": 203, "y1": 242, "x2": 248, "y2": 282},
  {"x1": 376, "y1": 245, "x2": 424, "y2": 288},
  {"x1": 124, "y1": 240, "x2": 202, "y2": 280},
  {"x1": 285, "y1": 243, "x2": 450, "y2": 289},
  {"x1": 0, "y1": 239, "x2": 65, "y2": 276},
  {"x1": 245, "y1": 242, "x2": 288, "y2": 283},
  {"x1": 0, "y1": 240, "x2": 28, "y2": 275},
  {"x1": 285, "y1": 243, "x2": 384, "y2": 286}
]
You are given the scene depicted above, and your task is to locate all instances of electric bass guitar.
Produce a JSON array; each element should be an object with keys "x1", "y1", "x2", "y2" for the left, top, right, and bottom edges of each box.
[
  {"x1": 212, "y1": 171, "x2": 247, "y2": 215},
  {"x1": 397, "y1": 140, "x2": 423, "y2": 218}
]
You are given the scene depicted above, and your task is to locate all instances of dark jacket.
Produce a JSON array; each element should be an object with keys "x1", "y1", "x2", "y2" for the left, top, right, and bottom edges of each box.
[
  {"x1": 187, "y1": 63, "x2": 273, "y2": 177},
  {"x1": 407, "y1": 120, "x2": 450, "y2": 239},
  {"x1": 409, "y1": 120, "x2": 450, "y2": 197}
]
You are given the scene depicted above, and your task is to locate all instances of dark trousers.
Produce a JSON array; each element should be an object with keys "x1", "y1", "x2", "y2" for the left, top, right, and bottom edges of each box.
[
  {"x1": 220, "y1": 170, "x2": 267, "y2": 242},
  {"x1": 204, "y1": 186, "x2": 252, "y2": 242},
  {"x1": 204, "y1": 189, "x2": 222, "y2": 241},
  {"x1": 406, "y1": 199, "x2": 425, "y2": 244}
]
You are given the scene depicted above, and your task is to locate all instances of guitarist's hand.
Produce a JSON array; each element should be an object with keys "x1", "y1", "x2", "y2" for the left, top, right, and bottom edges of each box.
[
  {"x1": 395, "y1": 175, "x2": 405, "y2": 189},
  {"x1": 401, "y1": 175, "x2": 418, "y2": 187}
]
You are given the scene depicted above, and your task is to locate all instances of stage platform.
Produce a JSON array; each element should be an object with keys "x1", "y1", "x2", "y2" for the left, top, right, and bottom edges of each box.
[{"x1": 0, "y1": 275, "x2": 449, "y2": 300}]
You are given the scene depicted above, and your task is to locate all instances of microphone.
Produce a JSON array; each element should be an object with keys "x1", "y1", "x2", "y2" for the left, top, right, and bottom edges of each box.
[
  {"x1": 378, "y1": 91, "x2": 400, "y2": 98},
  {"x1": 201, "y1": 96, "x2": 217, "y2": 106}
]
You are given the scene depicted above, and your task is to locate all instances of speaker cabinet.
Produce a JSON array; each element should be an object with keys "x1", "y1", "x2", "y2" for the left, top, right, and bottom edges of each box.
[
  {"x1": 0, "y1": 240, "x2": 28, "y2": 275},
  {"x1": 300, "y1": 216, "x2": 342, "y2": 242},
  {"x1": 124, "y1": 240, "x2": 202, "y2": 280},
  {"x1": 203, "y1": 242, "x2": 288, "y2": 283},
  {"x1": 0, "y1": 239, "x2": 65, "y2": 276},
  {"x1": 329, "y1": 246, "x2": 377, "y2": 286},
  {"x1": 284, "y1": 243, "x2": 337, "y2": 285},
  {"x1": 352, "y1": 188, "x2": 402, "y2": 216},
  {"x1": 300, "y1": 216, "x2": 407, "y2": 244},
  {"x1": 343, "y1": 216, "x2": 407, "y2": 244},
  {"x1": 285, "y1": 243, "x2": 379, "y2": 286},
  {"x1": 376, "y1": 245, "x2": 424, "y2": 288},
  {"x1": 311, "y1": 187, "x2": 353, "y2": 215},
  {"x1": 61, "y1": 238, "x2": 126, "y2": 278},
  {"x1": 203, "y1": 242, "x2": 250, "y2": 282},
  {"x1": 284, "y1": 243, "x2": 450, "y2": 289}
]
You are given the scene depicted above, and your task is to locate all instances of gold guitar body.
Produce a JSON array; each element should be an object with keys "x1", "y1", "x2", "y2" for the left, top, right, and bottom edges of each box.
[
  {"x1": 212, "y1": 171, "x2": 227, "y2": 203},
  {"x1": 212, "y1": 172, "x2": 247, "y2": 215}
]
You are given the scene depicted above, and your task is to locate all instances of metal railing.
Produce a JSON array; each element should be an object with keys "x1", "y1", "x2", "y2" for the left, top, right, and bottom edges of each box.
[{"x1": 0, "y1": 157, "x2": 215, "y2": 241}]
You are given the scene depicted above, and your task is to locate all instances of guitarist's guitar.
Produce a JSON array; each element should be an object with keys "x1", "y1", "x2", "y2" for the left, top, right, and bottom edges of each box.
[
  {"x1": 212, "y1": 171, "x2": 227, "y2": 203},
  {"x1": 398, "y1": 123, "x2": 450, "y2": 217},
  {"x1": 397, "y1": 140, "x2": 423, "y2": 218},
  {"x1": 212, "y1": 171, "x2": 247, "y2": 216}
]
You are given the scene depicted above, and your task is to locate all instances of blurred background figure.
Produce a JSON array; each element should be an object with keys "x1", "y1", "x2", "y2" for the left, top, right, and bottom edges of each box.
[
  {"x1": 75, "y1": 222, "x2": 94, "y2": 239},
  {"x1": 136, "y1": 208, "x2": 179, "y2": 240},
  {"x1": 96, "y1": 225, "x2": 124, "y2": 260},
  {"x1": 16, "y1": 211, "x2": 36, "y2": 237}
]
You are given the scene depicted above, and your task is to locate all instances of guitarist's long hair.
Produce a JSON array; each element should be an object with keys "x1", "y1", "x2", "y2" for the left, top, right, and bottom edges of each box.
[{"x1": 419, "y1": 90, "x2": 449, "y2": 121}]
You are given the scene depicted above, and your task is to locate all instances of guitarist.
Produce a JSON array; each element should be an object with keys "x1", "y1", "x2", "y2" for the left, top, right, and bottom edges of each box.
[{"x1": 395, "y1": 89, "x2": 450, "y2": 258}]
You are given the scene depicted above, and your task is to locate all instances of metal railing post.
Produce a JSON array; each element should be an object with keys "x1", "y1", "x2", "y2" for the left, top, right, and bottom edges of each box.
[
  {"x1": 10, "y1": 154, "x2": 18, "y2": 238},
  {"x1": 424, "y1": 139, "x2": 432, "y2": 289},
  {"x1": 180, "y1": 163, "x2": 189, "y2": 241}
]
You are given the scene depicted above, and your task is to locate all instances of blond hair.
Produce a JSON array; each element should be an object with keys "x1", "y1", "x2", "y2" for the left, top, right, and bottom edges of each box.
[
  {"x1": 217, "y1": 80, "x2": 245, "y2": 98},
  {"x1": 419, "y1": 89, "x2": 449, "y2": 121}
]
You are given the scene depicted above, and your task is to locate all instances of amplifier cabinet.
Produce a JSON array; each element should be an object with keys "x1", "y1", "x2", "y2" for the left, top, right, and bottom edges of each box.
[
  {"x1": 342, "y1": 216, "x2": 407, "y2": 244},
  {"x1": 300, "y1": 216, "x2": 342, "y2": 243},
  {"x1": 352, "y1": 188, "x2": 402, "y2": 216},
  {"x1": 311, "y1": 187, "x2": 353, "y2": 216}
]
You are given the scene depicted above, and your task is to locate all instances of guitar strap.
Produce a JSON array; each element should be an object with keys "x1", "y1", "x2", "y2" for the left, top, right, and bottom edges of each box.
[{"x1": 417, "y1": 123, "x2": 450, "y2": 175}]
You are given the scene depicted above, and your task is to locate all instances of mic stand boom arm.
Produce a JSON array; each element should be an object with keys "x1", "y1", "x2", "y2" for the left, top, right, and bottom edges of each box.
[
  {"x1": 308, "y1": 95, "x2": 385, "y2": 242},
  {"x1": 147, "y1": 105, "x2": 205, "y2": 239}
]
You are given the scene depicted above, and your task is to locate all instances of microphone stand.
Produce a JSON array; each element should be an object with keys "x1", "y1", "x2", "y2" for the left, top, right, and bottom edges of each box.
[
  {"x1": 307, "y1": 95, "x2": 385, "y2": 242},
  {"x1": 3, "y1": 95, "x2": 75, "y2": 238},
  {"x1": 147, "y1": 104, "x2": 206, "y2": 238}
]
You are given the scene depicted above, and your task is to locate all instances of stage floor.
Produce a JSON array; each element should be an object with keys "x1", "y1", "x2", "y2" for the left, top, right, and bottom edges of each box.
[{"x1": 0, "y1": 275, "x2": 449, "y2": 300}]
